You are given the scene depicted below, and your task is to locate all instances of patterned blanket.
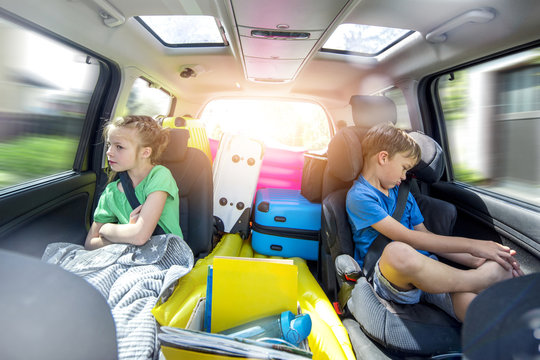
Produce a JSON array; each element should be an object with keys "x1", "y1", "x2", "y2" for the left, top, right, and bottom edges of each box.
[{"x1": 42, "y1": 234, "x2": 194, "y2": 359}]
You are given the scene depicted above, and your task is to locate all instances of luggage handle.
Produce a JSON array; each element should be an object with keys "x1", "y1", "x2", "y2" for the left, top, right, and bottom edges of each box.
[{"x1": 274, "y1": 216, "x2": 286, "y2": 223}]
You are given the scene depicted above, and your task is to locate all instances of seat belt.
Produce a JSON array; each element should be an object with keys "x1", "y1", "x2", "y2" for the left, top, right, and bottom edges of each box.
[
  {"x1": 118, "y1": 171, "x2": 165, "y2": 236},
  {"x1": 363, "y1": 179, "x2": 411, "y2": 282}
]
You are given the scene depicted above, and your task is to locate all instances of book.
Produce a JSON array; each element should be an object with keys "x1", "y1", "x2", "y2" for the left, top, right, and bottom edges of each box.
[
  {"x1": 159, "y1": 326, "x2": 312, "y2": 359},
  {"x1": 208, "y1": 256, "x2": 298, "y2": 333}
]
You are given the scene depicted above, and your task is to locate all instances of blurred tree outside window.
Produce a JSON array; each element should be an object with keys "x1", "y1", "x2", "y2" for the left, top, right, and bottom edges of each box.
[
  {"x1": 200, "y1": 99, "x2": 331, "y2": 151},
  {"x1": 437, "y1": 48, "x2": 540, "y2": 206},
  {"x1": 0, "y1": 17, "x2": 100, "y2": 190}
]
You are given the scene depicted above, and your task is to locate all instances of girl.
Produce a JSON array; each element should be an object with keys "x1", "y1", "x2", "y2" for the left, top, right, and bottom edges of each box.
[{"x1": 85, "y1": 115, "x2": 182, "y2": 250}]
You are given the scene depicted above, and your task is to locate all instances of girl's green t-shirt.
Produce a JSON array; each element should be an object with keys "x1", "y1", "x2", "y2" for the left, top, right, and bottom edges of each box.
[{"x1": 93, "y1": 165, "x2": 183, "y2": 238}]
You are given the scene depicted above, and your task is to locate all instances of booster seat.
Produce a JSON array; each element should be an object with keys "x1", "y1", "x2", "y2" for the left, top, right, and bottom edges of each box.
[{"x1": 319, "y1": 96, "x2": 461, "y2": 357}]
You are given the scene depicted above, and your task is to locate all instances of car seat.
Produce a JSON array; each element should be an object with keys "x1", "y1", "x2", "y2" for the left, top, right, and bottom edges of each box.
[
  {"x1": 0, "y1": 249, "x2": 118, "y2": 359},
  {"x1": 161, "y1": 128, "x2": 213, "y2": 259},
  {"x1": 462, "y1": 272, "x2": 540, "y2": 360},
  {"x1": 319, "y1": 96, "x2": 461, "y2": 357}
]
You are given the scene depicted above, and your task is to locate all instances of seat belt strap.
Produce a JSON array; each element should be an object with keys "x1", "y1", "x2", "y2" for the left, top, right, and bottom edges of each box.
[
  {"x1": 118, "y1": 171, "x2": 165, "y2": 236},
  {"x1": 363, "y1": 179, "x2": 410, "y2": 282}
]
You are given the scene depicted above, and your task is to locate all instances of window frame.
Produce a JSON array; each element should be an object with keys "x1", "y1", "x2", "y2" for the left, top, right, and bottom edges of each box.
[
  {"x1": 135, "y1": 16, "x2": 228, "y2": 48},
  {"x1": 320, "y1": 25, "x2": 414, "y2": 57},
  {"x1": 419, "y1": 39, "x2": 540, "y2": 211}
]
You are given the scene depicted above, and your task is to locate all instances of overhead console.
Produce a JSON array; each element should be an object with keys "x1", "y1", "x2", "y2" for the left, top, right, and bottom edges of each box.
[{"x1": 229, "y1": 0, "x2": 351, "y2": 83}]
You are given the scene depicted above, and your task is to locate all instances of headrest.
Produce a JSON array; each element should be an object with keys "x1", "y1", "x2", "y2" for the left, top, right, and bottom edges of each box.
[
  {"x1": 327, "y1": 127, "x2": 364, "y2": 182},
  {"x1": 162, "y1": 116, "x2": 187, "y2": 129},
  {"x1": 409, "y1": 131, "x2": 445, "y2": 183},
  {"x1": 160, "y1": 128, "x2": 190, "y2": 163},
  {"x1": 349, "y1": 95, "x2": 397, "y2": 128}
]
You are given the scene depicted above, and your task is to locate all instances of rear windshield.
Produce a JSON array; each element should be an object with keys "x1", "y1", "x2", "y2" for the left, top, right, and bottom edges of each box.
[{"x1": 200, "y1": 99, "x2": 331, "y2": 151}]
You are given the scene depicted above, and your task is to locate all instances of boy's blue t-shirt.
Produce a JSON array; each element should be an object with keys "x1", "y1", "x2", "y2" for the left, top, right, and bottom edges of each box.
[{"x1": 346, "y1": 175, "x2": 426, "y2": 267}]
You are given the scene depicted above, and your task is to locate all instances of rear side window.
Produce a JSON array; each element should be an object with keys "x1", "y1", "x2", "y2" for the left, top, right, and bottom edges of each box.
[
  {"x1": 126, "y1": 78, "x2": 172, "y2": 117},
  {"x1": 436, "y1": 47, "x2": 540, "y2": 206},
  {"x1": 200, "y1": 99, "x2": 331, "y2": 151},
  {"x1": 0, "y1": 16, "x2": 101, "y2": 190},
  {"x1": 381, "y1": 88, "x2": 412, "y2": 130}
]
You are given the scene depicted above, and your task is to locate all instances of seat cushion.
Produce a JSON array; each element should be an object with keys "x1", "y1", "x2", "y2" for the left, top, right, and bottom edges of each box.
[{"x1": 348, "y1": 277, "x2": 462, "y2": 355}]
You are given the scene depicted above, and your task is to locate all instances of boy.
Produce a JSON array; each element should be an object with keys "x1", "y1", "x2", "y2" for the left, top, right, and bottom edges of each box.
[{"x1": 346, "y1": 124, "x2": 523, "y2": 321}]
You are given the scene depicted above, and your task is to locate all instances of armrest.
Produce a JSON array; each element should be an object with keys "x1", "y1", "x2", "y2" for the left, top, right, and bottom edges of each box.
[
  {"x1": 335, "y1": 254, "x2": 362, "y2": 313},
  {"x1": 335, "y1": 254, "x2": 362, "y2": 284}
]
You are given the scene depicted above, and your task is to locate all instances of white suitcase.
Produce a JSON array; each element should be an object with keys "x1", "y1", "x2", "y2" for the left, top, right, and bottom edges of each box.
[{"x1": 212, "y1": 133, "x2": 264, "y2": 238}]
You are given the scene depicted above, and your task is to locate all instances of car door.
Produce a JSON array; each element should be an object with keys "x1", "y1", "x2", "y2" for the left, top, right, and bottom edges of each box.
[
  {"x1": 421, "y1": 44, "x2": 540, "y2": 274},
  {"x1": 0, "y1": 12, "x2": 118, "y2": 258}
]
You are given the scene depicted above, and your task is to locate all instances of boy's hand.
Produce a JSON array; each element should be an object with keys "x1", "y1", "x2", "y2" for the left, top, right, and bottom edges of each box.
[
  {"x1": 471, "y1": 240, "x2": 516, "y2": 271},
  {"x1": 510, "y1": 257, "x2": 525, "y2": 277},
  {"x1": 129, "y1": 205, "x2": 142, "y2": 224}
]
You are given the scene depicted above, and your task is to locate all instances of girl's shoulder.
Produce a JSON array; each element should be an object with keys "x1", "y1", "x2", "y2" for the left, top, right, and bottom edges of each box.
[
  {"x1": 149, "y1": 164, "x2": 173, "y2": 179},
  {"x1": 143, "y1": 165, "x2": 176, "y2": 187},
  {"x1": 104, "y1": 178, "x2": 120, "y2": 192}
]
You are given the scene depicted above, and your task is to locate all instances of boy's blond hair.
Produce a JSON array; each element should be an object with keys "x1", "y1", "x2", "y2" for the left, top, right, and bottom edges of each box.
[{"x1": 361, "y1": 123, "x2": 421, "y2": 164}]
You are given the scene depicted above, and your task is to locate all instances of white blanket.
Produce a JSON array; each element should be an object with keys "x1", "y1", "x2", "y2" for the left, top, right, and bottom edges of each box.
[{"x1": 42, "y1": 234, "x2": 194, "y2": 360}]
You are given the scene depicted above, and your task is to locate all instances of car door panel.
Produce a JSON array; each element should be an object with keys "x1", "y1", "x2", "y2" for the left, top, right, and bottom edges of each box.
[
  {"x1": 431, "y1": 182, "x2": 540, "y2": 274},
  {"x1": 0, "y1": 172, "x2": 96, "y2": 258}
]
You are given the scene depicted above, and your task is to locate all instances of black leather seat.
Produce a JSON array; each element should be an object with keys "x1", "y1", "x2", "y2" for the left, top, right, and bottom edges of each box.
[
  {"x1": 0, "y1": 249, "x2": 118, "y2": 359},
  {"x1": 161, "y1": 128, "x2": 213, "y2": 259},
  {"x1": 319, "y1": 96, "x2": 461, "y2": 357}
]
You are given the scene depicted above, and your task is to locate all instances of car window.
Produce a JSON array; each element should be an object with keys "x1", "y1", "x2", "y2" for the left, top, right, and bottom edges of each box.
[
  {"x1": 381, "y1": 89, "x2": 412, "y2": 130},
  {"x1": 126, "y1": 78, "x2": 172, "y2": 117},
  {"x1": 0, "y1": 16, "x2": 101, "y2": 190},
  {"x1": 436, "y1": 47, "x2": 540, "y2": 206},
  {"x1": 200, "y1": 99, "x2": 331, "y2": 151}
]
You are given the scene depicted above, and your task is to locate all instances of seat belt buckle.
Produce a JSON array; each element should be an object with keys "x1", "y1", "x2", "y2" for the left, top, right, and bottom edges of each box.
[{"x1": 332, "y1": 301, "x2": 343, "y2": 315}]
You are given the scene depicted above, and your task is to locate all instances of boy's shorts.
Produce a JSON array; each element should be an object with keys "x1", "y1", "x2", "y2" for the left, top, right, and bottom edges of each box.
[{"x1": 373, "y1": 256, "x2": 458, "y2": 321}]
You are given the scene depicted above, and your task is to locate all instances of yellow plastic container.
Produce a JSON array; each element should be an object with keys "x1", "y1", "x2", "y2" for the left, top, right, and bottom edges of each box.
[{"x1": 154, "y1": 234, "x2": 356, "y2": 360}]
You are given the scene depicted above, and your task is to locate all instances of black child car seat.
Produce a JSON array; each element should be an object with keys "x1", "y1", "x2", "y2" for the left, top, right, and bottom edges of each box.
[{"x1": 319, "y1": 96, "x2": 461, "y2": 358}]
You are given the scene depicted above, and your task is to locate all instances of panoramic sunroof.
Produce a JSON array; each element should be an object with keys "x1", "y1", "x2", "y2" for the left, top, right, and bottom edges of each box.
[
  {"x1": 322, "y1": 24, "x2": 413, "y2": 56},
  {"x1": 136, "y1": 16, "x2": 226, "y2": 47}
]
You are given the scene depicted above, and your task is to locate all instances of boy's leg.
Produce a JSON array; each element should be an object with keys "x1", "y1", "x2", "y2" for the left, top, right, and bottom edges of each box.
[
  {"x1": 450, "y1": 292, "x2": 476, "y2": 322},
  {"x1": 378, "y1": 242, "x2": 512, "y2": 295}
]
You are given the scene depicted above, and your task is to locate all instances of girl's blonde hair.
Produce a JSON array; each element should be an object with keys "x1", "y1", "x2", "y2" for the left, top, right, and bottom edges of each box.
[
  {"x1": 362, "y1": 123, "x2": 421, "y2": 165},
  {"x1": 103, "y1": 115, "x2": 169, "y2": 164}
]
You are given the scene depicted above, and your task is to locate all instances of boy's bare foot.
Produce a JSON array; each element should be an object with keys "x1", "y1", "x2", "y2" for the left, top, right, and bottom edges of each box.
[{"x1": 474, "y1": 260, "x2": 512, "y2": 292}]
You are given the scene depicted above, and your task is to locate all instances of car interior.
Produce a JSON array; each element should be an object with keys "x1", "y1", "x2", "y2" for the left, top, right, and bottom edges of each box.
[{"x1": 0, "y1": 0, "x2": 538, "y2": 359}]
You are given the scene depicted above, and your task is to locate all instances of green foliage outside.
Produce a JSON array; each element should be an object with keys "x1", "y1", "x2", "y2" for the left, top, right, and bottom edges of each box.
[
  {"x1": 439, "y1": 71, "x2": 468, "y2": 123},
  {"x1": 0, "y1": 135, "x2": 78, "y2": 189},
  {"x1": 453, "y1": 164, "x2": 487, "y2": 185}
]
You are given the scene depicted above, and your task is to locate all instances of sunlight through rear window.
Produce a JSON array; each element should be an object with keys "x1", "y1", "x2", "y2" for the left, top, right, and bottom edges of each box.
[{"x1": 200, "y1": 99, "x2": 331, "y2": 151}]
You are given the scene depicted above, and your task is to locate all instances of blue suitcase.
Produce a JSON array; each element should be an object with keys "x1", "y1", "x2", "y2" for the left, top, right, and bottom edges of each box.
[{"x1": 252, "y1": 188, "x2": 321, "y2": 260}]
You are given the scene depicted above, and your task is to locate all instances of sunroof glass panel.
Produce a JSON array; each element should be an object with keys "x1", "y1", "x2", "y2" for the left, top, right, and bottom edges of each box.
[
  {"x1": 322, "y1": 24, "x2": 413, "y2": 56},
  {"x1": 137, "y1": 16, "x2": 225, "y2": 47}
]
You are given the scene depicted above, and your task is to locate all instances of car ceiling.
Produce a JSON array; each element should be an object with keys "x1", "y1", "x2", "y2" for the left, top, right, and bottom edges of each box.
[{"x1": 1, "y1": 0, "x2": 539, "y2": 113}]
